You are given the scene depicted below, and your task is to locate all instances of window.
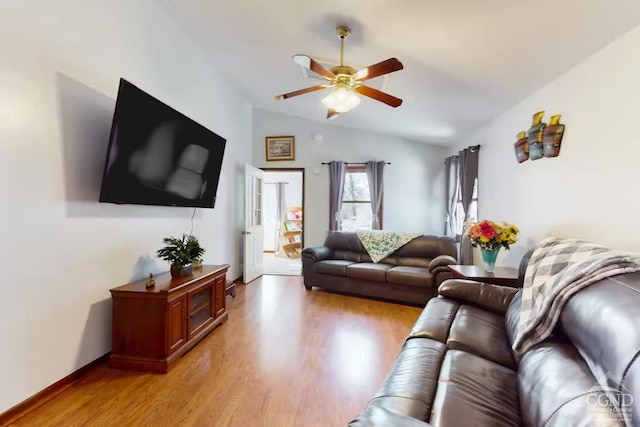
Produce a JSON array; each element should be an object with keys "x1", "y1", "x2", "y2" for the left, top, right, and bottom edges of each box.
[
  {"x1": 340, "y1": 166, "x2": 381, "y2": 231},
  {"x1": 453, "y1": 178, "x2": 478, "y2": 237}
]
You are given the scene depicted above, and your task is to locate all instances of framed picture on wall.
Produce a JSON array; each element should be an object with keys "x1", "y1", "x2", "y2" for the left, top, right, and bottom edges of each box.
[{"x1": 265, "y1": 136, "x2": 295, "y2": 161}]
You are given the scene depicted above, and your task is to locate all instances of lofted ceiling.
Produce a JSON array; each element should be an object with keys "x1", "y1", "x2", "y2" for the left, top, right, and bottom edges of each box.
[{"x1": 162, "y1": 0, "x2": 640, "y2": 145}]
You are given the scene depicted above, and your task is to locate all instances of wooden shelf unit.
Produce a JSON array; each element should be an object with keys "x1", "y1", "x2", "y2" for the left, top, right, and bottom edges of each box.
[
  {"x1": 278, "y1": 207, "x2": 303, "y2": 258},
  {"x1": 109, "y1": 264, "x2": 229, "y2": 373}
]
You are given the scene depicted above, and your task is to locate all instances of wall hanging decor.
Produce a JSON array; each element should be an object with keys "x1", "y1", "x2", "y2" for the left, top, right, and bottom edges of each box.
[
  {"x1": 515, "y1": 112, "x2": 566, "y2": 163},
  {"x1": 527, "y1": 111, "x2": 546, "y2": 161},
  {"x1": 542, "y1": 115, "x2": 565, "y2": 158},
  {"x1": 265, "y1": 136, "x2": 295, "y2": 161},
  {"x1": 514, "y1": 131, "x2": 529, "y2": 163}
]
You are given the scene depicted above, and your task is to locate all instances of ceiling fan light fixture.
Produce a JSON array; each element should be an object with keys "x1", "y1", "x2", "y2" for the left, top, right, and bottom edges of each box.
[
  {"x1": 275, "y1": 27, "x2": 404, "y2": 119},
  {"x1": 321, "y1": 84, "x2": 360, "y2": 113}
]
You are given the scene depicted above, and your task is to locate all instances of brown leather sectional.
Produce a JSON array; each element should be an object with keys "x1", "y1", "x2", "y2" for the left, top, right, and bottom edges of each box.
[
  {"x1": 350, "y1": 250, "x2": 640, "y2": 426},
  {"x1": 302, "y1": 232, "x2": 458, "y2": 306}
]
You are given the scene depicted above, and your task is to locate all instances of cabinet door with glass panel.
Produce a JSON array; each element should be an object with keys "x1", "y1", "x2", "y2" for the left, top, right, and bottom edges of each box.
[{"x1": 187, "y1": 282, "x2": 215, "y2": 340}]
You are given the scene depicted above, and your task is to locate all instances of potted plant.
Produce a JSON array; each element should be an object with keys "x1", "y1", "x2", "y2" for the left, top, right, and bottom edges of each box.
[
  {"x1": 186, "y1": 235, "x2": 205, "y2": 269},
  {"x1": 157, "y1": 234, "x2": 205, "y2": 278}
]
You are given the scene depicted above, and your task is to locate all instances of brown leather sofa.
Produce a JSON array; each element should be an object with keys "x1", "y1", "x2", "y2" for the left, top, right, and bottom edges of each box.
[
  {"x1": 350, "y1": 250, "x2": 640, "y2": 426},
  {"x1": 302, "y1": 232, "x2": 458, "y2": 306}
]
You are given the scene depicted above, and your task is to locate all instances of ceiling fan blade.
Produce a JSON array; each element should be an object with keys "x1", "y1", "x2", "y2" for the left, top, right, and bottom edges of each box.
[
  {"x1": 326, "y1": 109, "x2": 340, "y2": 120},
  {"x1": 293, "y1": 55, "x2": 335, "y2": 80},
  {"x1": 275, "y1": 85, "x2": 327, "y2": 100},
  {"x1": 355, "y1": 85, "x2": 403, "y2": 108},
  {"x1": 353, "y1": 58, "x2": 404, "y2": 82}
]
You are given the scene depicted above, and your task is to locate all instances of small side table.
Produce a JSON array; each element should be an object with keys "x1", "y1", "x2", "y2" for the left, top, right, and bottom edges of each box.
[{"x1": 448, "y1": 265, "x2": 520, "y2": 288}]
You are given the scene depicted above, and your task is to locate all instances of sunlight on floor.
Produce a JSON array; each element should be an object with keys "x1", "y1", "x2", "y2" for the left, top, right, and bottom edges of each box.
[
  {"x1": 332, "y1": 327, "x2": 379, "y2": 390},
  {"x1": 263, "y1": 252, "x2": 302, "y2": 275}
]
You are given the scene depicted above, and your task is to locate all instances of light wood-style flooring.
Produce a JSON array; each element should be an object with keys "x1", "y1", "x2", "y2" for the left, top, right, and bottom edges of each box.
[{"x1": 8, "y1": 276, "x2": 422, "y2": 427}]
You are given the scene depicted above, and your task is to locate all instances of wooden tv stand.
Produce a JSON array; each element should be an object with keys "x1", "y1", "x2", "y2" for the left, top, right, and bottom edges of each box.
[{"x1": 109, "y1": 264, "x2": 229, "y2": 373}]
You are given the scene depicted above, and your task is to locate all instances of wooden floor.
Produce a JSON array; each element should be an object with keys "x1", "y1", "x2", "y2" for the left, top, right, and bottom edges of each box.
[{"x1": 7, "y1": 276, "x2": 422, "y2": 427}]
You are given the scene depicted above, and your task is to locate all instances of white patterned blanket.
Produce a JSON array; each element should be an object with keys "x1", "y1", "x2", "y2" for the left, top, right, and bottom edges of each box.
[
  {"x1": 356, "y1": 231, "x2": 421, "y2": 263},
  {"x1": 513, "y1": 237, "x2": 640, "y2": 356}
]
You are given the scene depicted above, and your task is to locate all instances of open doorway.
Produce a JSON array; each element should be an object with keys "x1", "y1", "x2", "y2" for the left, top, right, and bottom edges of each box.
[{"x1": 262, "y1": 168, "x2": 304, "y2": 275}]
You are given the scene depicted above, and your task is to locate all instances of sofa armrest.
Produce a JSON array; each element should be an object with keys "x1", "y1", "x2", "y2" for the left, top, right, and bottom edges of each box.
[
  {"x1": 350, "y1": 406, "x2": 432, "y2": 427},
  {"x1": 301, "y1": 246, "x2": 332, "y2": 262},
  {"x1": 428, "y1": 255, "x2": 457, "y2": 274},
  {"x1": 428, "y1": 255, "x2": 457, "y2": 289},
  {"x1": 437, "y1": 279, "x2": 519, "y2": 314}
]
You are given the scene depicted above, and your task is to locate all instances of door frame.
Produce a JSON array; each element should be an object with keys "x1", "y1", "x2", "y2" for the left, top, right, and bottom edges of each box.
[
  {"x1": 243, "y1": 165, "x2": 264, "y2": 284},
  {"x1": 261, "y1": 167, "x2": 306, "y2": 249}
]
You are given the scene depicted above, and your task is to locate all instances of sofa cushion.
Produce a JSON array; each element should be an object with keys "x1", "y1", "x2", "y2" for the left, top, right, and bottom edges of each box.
[
  {"x1": 323, "y1": 231, "x2": 364, "y2": 262},
  {"x1": 505, "y1": 291, "x2": 522, "y2": 348},
  {"x1": 334, "y1": 250, "x2": 363, "y2": 262},
  {"x1": 346, "y1": 263, "x2": 393, "y2": 282},
  {"x1": 447, "y1": 305, "x2": 516, "y2": 370},
  {"x1": 369, "y1": 338, "x2": 447, "y2": 421},
  {"x1": 349, "y1": 406, "x2": 432, "y2": 427},
  {"x1": 395, "y1": 235, "x2": 457, "y2": 268},
  {"x1": 407, "y1": 298, "x2": 460, "y2": 343},
  {"x1": 362, "y1": 253, "x2": 398, "y2": 265},
  {"x1": 518, "y1": 340, "x2": 625, "y2": 426},
  {"x1": 559, "y1": 272, "x2": 640, "y2": 424},
  {"x1": 387, "y1": 266, "x2": 434, "y2": 288},
  {"x1": 430, "y1": 350, "x2": 521, "y2": 427},
  {"x1": 314, "y1": 260, "x2": 355, "y2": 276},
  {"x1": 396, "y1": 257, "x2": 432, "y2": 268}
]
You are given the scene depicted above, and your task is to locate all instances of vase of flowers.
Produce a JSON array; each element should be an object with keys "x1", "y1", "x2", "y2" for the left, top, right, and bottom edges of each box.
[{"x1": 464, "y1": 220, "x2": 519, "y2": 273}]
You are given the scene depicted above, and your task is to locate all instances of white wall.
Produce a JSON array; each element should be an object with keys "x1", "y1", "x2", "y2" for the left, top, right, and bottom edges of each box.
[
  {"x1": 0, "y1": 0, "x2": 251, "y2": 412},
  {"x1": 263, "y1": 171, "x2": 303, "y2": 251},
  {"x1": 456, "y1": 24, "x2": 640, "y2": 267},
  {"x1": 252, "y1": 109, "x2": 448, "y2": 247}
]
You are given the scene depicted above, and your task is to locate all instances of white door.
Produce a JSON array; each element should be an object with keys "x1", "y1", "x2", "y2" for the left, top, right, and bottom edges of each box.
[{"x1": 243, "y1": 165, "x2": 264, "y2": 283}]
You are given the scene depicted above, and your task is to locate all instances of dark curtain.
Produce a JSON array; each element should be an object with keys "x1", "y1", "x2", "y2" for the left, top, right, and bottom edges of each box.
[
  {"x1": 365, "y1": 161, "x2": 385, "y2": 230},
  {"x1": 458, "y1": 146, "x2": 480, "y2": 264},
  {"x1": 328, "y1": 161, "x2": 347, "y2": 231}
]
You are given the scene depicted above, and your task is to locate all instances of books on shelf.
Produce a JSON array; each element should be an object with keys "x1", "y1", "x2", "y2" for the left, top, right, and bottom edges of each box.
[
  {"x1": 287, "y1": 234, "x2": 302, "y2": 244},
  {"x1": 278, "y1": 207, "x2": 304, "y2": 259},
  {"x1": 284, "y1": 221, "x2": 301, "y2": 232},
  {"x1": 286, "y1": 211, "x2": 302, "y2": 221},
  {"x1": 285, "y1": 248, "x2": 300, "y2": 258}
]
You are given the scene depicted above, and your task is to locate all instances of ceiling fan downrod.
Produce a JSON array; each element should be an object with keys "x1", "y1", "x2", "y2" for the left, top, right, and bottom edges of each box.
[{"x1": 336, "y1": 26, "x2": 351, "y2": 67}]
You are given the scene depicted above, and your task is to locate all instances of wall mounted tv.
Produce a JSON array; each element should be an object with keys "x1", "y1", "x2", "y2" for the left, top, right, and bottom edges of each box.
[{"x1": 99, "y1": 79, "x2": 226, "y2": 208}]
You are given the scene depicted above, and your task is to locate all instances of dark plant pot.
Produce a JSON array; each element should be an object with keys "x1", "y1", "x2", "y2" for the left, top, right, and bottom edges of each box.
[{"x1": 170, "y1": 264, "x2": 193, "y2": 278}]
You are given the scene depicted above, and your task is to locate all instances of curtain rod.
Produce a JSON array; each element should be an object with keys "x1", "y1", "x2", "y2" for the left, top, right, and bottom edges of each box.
[
  {"x1": 445, "y1": 144, "x2": 481, "y2": 161},
  {"x1": 321, "y1": 162, "x2": 391, "y2": 165}
]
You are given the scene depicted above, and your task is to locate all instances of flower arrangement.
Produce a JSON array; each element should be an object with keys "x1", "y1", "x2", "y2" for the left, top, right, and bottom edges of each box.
[{"x1": 465, "y1": 220, "x2": 519, "y2": 251}]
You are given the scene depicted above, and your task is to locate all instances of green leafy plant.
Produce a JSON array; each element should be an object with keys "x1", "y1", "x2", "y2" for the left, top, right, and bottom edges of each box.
[
  {"x1": 157, "y1": 234, "x2": 205, "y2": 267},
  {"x1": 185, "y1": 235, "x2": 205, "y2": 263}
]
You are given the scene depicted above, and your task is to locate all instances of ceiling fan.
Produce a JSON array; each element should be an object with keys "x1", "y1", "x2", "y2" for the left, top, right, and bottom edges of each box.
[{"x1": 275, "y1": 26, "x2": 404, "y2": 120}]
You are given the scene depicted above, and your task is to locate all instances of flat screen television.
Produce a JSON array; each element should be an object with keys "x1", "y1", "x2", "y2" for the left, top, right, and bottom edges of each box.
[{"x1": 99, "y1": 79, "x2": 226, "y2": 208}]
